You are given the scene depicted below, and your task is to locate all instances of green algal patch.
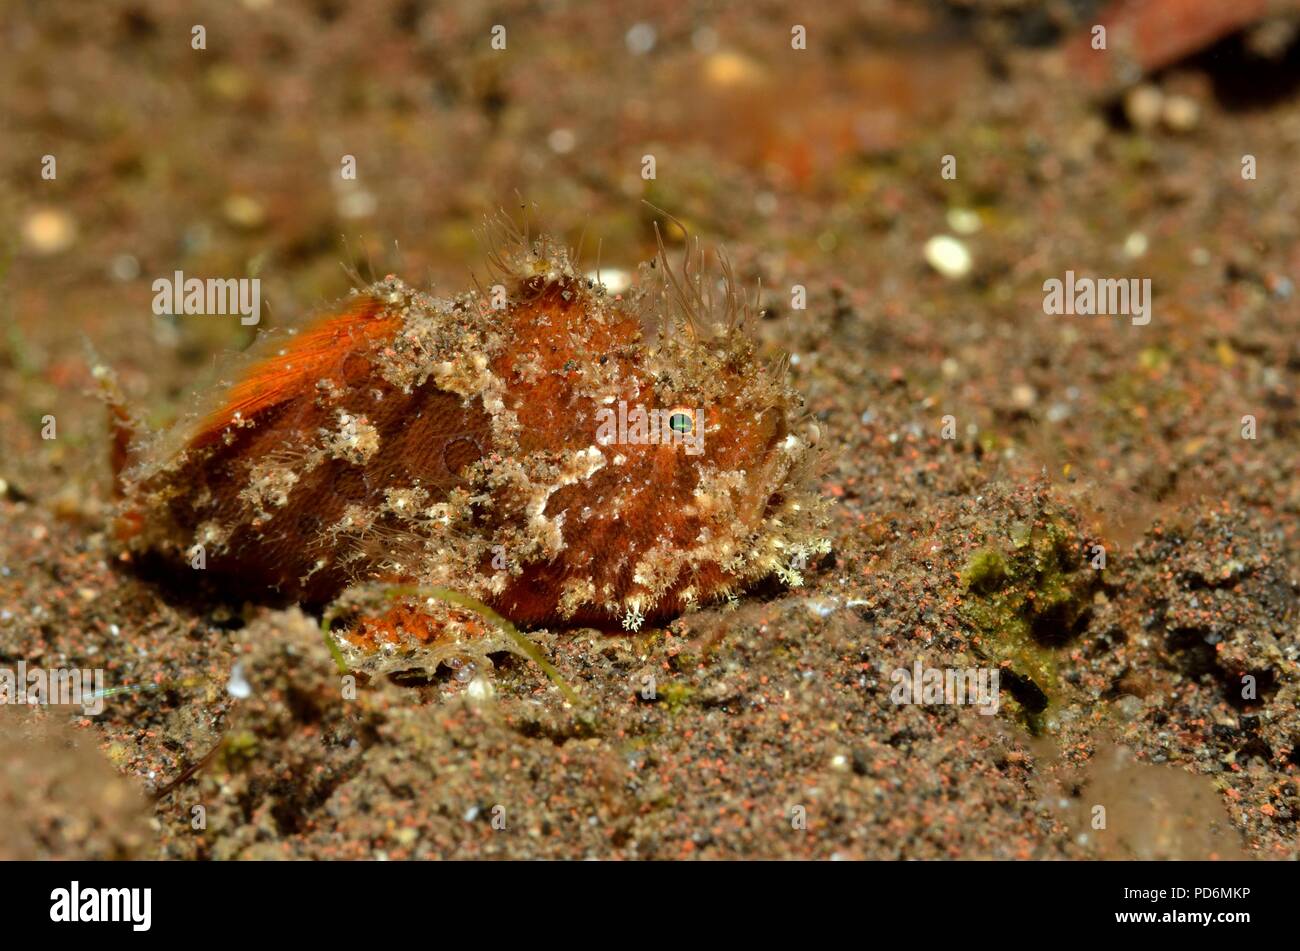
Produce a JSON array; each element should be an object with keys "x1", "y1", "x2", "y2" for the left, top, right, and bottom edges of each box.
[
  {"x1": 656, "y1": 681, "x2": 697, "y2": 714},
  {"x1": 218, "y1": 730, "x2": 261, "y2": 769},
  {"x1": 958, "y1": 508, "x2": 1099, "y2": 729}
]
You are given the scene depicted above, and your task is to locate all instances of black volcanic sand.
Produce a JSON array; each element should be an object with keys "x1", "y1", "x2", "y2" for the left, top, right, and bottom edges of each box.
[{"x1": 0, "y1": 0, "x2": 1296, "y2": 859}]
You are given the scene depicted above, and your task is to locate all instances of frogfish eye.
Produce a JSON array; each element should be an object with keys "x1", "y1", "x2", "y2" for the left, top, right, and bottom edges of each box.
[{"x1": 668, "y1": 410, "x2": 694, "y2": 435}]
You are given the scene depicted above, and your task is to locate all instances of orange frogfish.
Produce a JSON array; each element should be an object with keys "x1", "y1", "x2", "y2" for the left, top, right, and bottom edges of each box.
[{"x1": 107, "y1": 227, "x2": 831, "y2": 674}]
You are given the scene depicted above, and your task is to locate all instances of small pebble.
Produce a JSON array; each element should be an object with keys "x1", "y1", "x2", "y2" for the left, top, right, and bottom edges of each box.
[
  {"x1": 223, "y1": 194, "x2": 266, "y2": 230},
  {"x1": 625, "y1": 23, "x2": 656, "y2": 55},
  {"x1": 22, "y1": 208, "x2": 77, "y2": 255},
  {"x1": 1115, "y1": 695, "x2": 1144, "y2": 721},
  {"x1": 946, "y1": 208, "x2": 981, "y2": 235},
  {"x1": 547, "y1": 128, "x2": 576, "y2": 154},
  {"x1": 1162, "y1": 94, "x2": 1200, "y2": 132},
  {"x1": 336, "y1": 189, "x2": 376, "y2": 219},
  {"x1": 923, "y1": 235, "x2": 972, "y2": 279},
  {"x1": 703, "y1": 50, "x2": 763, "y2": 88},
  {"x1": 109, "y1": 254, "x2": 140, "y2": 282},
  {"x1": 1124, "y1": 84, "x2": 1163, "y2": 130},
  {"x1": 226, "y1": 663, "x2": 252, "y2": 699}
]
